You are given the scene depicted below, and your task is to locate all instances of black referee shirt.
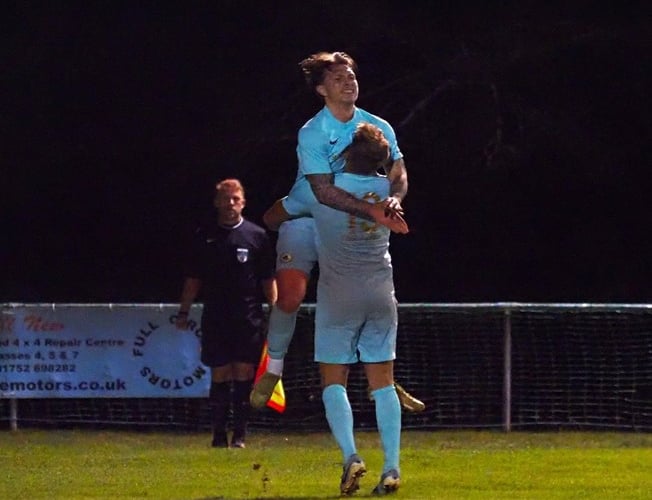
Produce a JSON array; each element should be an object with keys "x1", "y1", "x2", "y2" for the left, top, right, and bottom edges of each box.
[{"x1": 184, "y1": 215, "x2": 275, "y2": 327}]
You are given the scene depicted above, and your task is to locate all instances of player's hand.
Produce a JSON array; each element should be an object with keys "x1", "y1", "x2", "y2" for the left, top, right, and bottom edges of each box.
[
  {"x1": 383, "y1": 196, "x2": 404, "y2": 218},
  {"x1": 369, "y1": 202, "x2": 409, "y2": 234}
]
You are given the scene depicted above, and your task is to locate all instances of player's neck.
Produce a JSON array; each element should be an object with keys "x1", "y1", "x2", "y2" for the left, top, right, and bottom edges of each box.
[
  {"x1": 218, "y1": 215, "x2": 243, "y2": 228},
  {"x1": 327, "y1": 102, "x2": 355, "y2": 123}
]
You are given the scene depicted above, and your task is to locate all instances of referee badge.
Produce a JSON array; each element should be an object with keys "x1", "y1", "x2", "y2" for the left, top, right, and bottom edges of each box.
[{"x1": 236, "y1": 248, "x2": 249, "y2": 263}]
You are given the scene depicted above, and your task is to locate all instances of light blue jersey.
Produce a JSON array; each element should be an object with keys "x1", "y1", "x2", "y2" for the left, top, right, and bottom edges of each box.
[
  {"x1": 277, "y1": 107, "x2": 402, "y2": 274},
  {"x1": 282, "y1": 106, "x2": 402, "y2": 217},
  {"x1": 298, "y1": 106, "x2": 402, "y2": 178},
  {"x1": 311, "y1": 173, "x2": 393, "y2": 294},
  {"x1": 308, "y1": 173, "x2": 398, "y2": 364},
  {"x1": 276, "y1": 107, "x2": 402, "y2": 276}
]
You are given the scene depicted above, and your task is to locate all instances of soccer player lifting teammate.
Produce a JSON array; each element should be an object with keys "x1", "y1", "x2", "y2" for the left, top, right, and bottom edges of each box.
[
  {"x1": 265, "y1": 122, "x2": 404, "y2": 495},
  {"x1": 250, "y1": 51, "x2": 424, "y2": 413}
]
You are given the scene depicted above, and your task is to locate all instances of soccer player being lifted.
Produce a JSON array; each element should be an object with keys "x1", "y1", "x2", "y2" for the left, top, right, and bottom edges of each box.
[{"x1": 250, "y1": 51, "x2": 424, "y2": 414}]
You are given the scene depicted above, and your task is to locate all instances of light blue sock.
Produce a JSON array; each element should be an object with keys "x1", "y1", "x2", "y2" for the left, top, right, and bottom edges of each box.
[
  {"x1": 266, "y1": 306, "x2": 297, "y2": 366},
  {"x1": 322, "y1": 384, "x2": 356, "y2": 461},
  {"x1": 372, "y1": 384, "x2": 401, "y2": 474}
]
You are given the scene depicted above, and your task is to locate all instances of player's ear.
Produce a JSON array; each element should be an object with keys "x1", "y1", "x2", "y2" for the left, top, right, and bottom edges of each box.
[{"x1": 315, "y1": 84, "x2": 327, "y2": 98}]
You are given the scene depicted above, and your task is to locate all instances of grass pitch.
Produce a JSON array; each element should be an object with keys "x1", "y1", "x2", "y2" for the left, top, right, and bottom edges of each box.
[{"x1": 1, "y1": 429, "x2": 651, "y2": 499}]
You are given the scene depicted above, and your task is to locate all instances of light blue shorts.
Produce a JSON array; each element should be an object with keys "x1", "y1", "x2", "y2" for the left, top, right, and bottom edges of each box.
[
  {"x1": 282, "y1": 177, "x2": 314, "y2": 218},
  {"x1": 275, "y1": 217, "x2": 318, "y2": 275},
  {"x1": 314, "y1": 292, "x2": 398, "y2": 364}
]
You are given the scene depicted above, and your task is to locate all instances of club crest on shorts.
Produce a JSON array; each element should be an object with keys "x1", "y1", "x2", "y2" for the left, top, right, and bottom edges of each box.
[
  {"x1": 236, "y1": 248, "x2": 249, "y2": 263},
  {"x1": 280, "y1": 252, "x2": 293, "y2": 263}
]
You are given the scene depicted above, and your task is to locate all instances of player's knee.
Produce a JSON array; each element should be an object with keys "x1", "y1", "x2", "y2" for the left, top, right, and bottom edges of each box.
[{"x1": 276, "y1": 295, "x2": 302, "y2": 313}]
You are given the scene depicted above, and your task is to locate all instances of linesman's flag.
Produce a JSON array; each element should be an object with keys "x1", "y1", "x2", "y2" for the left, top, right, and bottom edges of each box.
[{"x1": 254, "y1": 341, "x2": 286, "y2": 413}]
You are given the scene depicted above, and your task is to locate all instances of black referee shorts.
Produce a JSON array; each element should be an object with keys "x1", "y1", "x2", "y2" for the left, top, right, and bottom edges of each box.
[{"x1": 200, "y1": 315, "x2": 265, "y2": 367}]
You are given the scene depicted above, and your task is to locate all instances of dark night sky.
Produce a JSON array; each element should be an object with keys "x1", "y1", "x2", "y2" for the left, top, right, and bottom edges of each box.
[{"x1": 3, "y1": 2, "x2": 651, "y2": 304}]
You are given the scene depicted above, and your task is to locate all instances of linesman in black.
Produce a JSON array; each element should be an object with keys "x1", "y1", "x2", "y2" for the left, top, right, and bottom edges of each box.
[{"x1": 176, "y1": 178, "x2": 277, "y2": 448}]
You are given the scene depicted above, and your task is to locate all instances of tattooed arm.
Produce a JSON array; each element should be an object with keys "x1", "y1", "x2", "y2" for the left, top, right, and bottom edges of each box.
[
  {"x1": 306, "y1": 173, "x2": 372, "y2": 219},
  {"x1": 386, "y1": 157, "x2": 408, "y2": 207},
  {"x1": 306, "y1": 173, "x2": 408, "y2": 234}
]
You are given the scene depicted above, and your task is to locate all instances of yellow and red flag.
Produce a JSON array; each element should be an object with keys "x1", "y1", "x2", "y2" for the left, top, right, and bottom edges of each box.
[{"x1": 254, "y1": 341, "x2": 286, "y2": 413}]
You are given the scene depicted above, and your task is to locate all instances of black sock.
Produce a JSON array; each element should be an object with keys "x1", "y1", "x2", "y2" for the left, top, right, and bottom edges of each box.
[
  {"x1": 209, "y1": 381, "x2": 230, "y2": 444},
  {"x1": 232, "y1": 379, "x2": 253, "y2": 440}
]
